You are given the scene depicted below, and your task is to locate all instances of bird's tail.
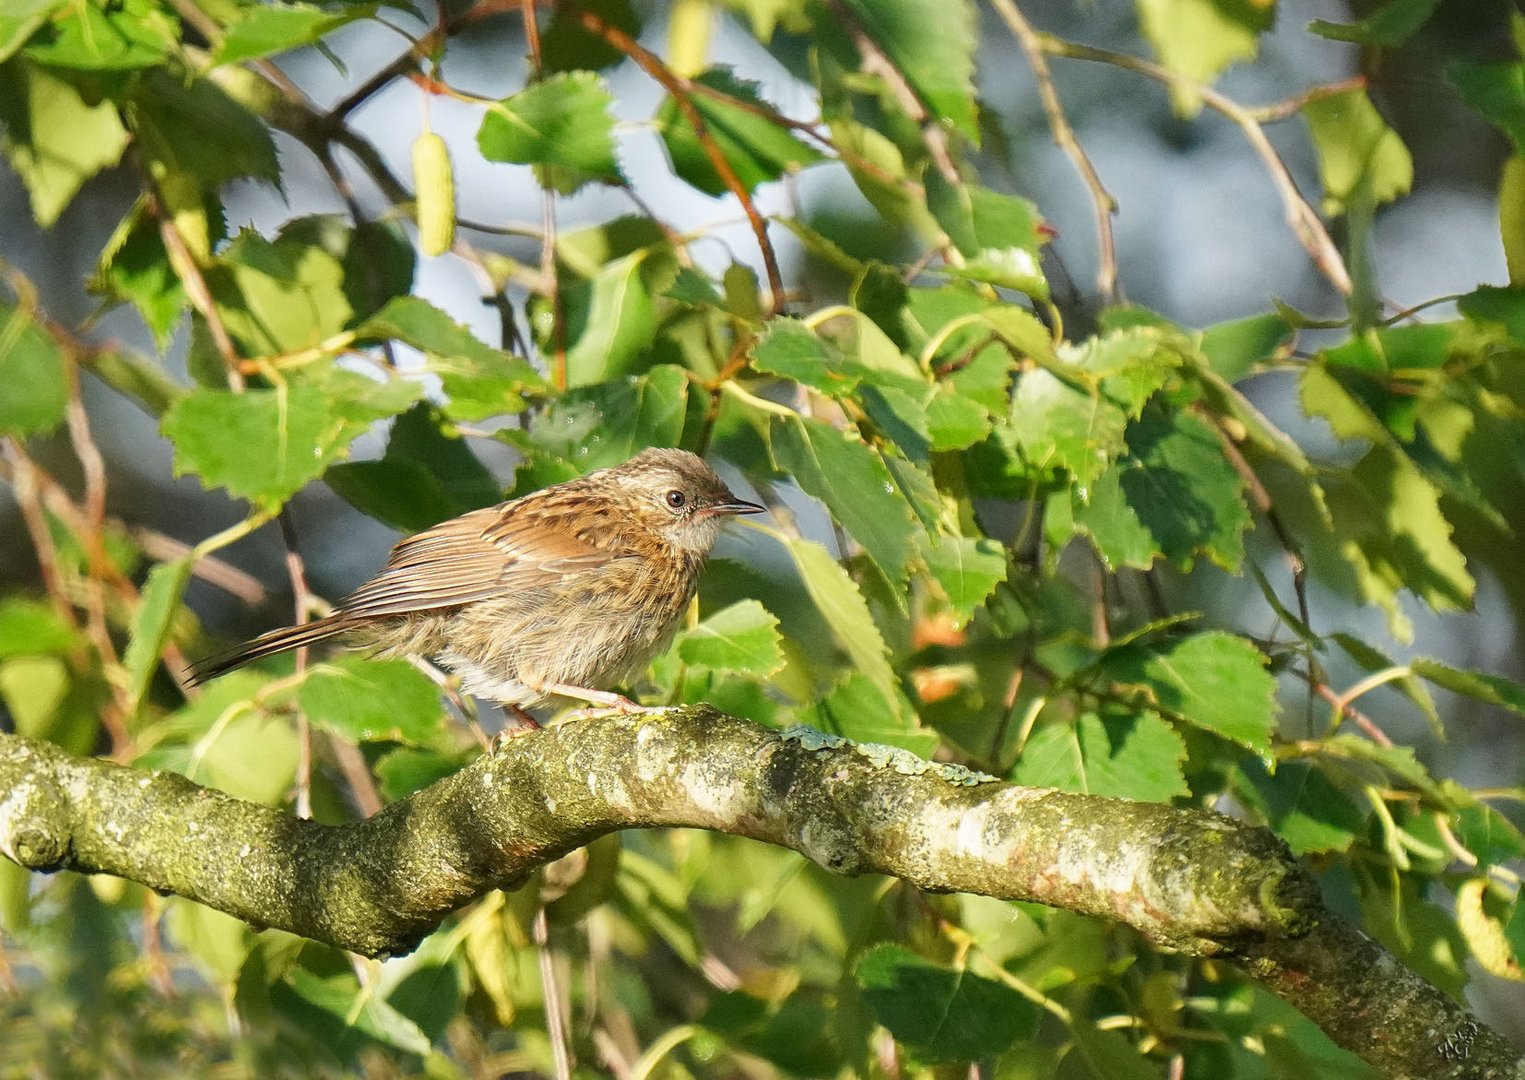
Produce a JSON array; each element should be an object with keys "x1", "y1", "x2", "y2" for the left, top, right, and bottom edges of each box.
[{"x1": 187, "y1": 614, "x2": 355, "y2": 685}]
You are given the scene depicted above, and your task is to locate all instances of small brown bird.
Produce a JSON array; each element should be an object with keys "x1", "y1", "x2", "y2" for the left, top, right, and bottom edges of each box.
[{"x1": 191, "y1": 448, "x2": 763, "y2": 715}]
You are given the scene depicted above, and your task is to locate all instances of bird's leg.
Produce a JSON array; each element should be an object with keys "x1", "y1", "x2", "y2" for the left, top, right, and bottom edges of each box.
[
  {"x1": 523, "y1": 676, "x2": 653, "y2": 717},
  {"x1": 489, "y1": 705, "x2": 542, "y2": 752}
]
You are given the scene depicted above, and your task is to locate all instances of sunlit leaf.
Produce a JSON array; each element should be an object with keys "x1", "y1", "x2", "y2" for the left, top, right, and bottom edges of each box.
[{"x1": 478, "y1": 70, "x2": 624, "y2": 194}]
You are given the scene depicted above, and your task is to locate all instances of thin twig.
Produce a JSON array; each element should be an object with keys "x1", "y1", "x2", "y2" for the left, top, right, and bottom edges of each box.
[
  {"x1": 1, "y1": 441, "x2": 76, "y2": 627},
  {"x1": 1040, "y1": 38, "x2": 1353, "y2": 296},
  {"x1": 149, "y1": 198, "x2": 247, "y2": 389},
  {"x1": 987, "y1": 0, "x2": 1118, "y2": 301},
  {"x1": 533, "y1": 906, "x2": 574, "y2": 1080},
  {"x1": 575, "y1": 9, "x2": 786, "y2": 313},
  {"x1": 133, "y1": 528, "x2": 266, "y2": 604},
  {"x1": 65, "y1": 384, "x2": 133, "y2": 741},
  {"x1": 277, "y1": 511, "x2": 315, "y2": 820},
  {"x1": 827, "y1": 0, "x2": 960, "y2": 185}
]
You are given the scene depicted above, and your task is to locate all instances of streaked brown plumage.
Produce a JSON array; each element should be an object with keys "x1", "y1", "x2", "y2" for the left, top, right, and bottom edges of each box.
[{"x1": 190, "y1": 448, "x2": 763, "y2": 712}]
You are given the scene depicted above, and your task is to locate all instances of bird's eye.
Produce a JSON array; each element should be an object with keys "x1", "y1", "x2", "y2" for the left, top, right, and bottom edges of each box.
[{"x1": 665, "y1": 489, "x2": 687, "y2": 510}]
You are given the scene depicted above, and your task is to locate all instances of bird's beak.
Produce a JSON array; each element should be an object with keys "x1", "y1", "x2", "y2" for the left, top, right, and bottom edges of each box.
[{"x1": 706, "y1": 497, "x2": 766, "y2": 517}]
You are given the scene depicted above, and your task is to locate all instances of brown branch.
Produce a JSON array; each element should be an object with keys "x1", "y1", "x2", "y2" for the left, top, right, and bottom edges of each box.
[
  {"x1": 574, "y1": 8, "x2": 786, "y2": 314},
  {"x1": 0, "y1": 710, "x2": 1517, "y2": 1076}
]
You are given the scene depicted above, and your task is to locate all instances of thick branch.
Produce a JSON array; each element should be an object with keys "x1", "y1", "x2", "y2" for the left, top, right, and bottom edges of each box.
[{"x1": 0, "y1": 709, "x2": 1518, "y2": 1076}]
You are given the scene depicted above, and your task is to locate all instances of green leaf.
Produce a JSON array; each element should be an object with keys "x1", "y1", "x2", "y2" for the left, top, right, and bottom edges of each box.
[
  {"x1": 0, "y1": 302, "x2": 69, "y2": 436},
  {"x1": 1411, "y1": 658, "x2": 1525, "y2": 718},
  {"x1": 326, "y1": 402, "x2": 499, "y2": 531},
  {"x1": 1502, "y1": 157, "x2": 1525, "y2": 287},
  {"x1": 1450, "y1": 61, "x2": 1525, "y2": 153},
  {"x1": 838, "y1": 0, "x2": 977, "y2": 141},
  {"x1": 1303, "y1": 89, "x2": 1413, "y2": 215},
  {"x1": 477, "y1": 70, "x2": 624, "y2": 194},
  {"x1": 93, "y1": 199, "x2": 186, "y2": 344},
  {"x1": 214, "y1": 2, "x2": 371, "y2": 65},
  {"x1": 165, "y1": 898, "x2": 251, "y2": 982},
  {"x1": 0, "y1": 0, "x2": 63, "y2": 65},
  {"x1": 530, "y1": 364, "x2": 689, "y2": 471},
  {"x1": 922, "y1": 534, "x2": 1007, "y2": 622},
  {"x1": 801, "y1": 672, "x2": 936, "y2": 754},
  {"x1": 121, "y1": 556, "x2": 194, "y2": 714},
  {"x1": 655, "y1": 67, "x2": 824, "y2": 196},
  {"x1": 374, "y1": 746, "x2": 475, "y2": 802},
  {"x1": 162, "y1": 379, "x2": 417, "y2": 510},
  {"x1": 1236, "y1": 759, "x2": 1366, "y2": 855},
  {"x1": 1074, "y1": 409, "x2": 1250, "y2": 572},
  {"x1": 147, "y1": 673, "x2": 298, "y2": 804},
  {"x1": 924, "y1": 173, "x2": 1048, "y2": 299},
  {"x1": 129, "y1": 68, "x2": 281, "y2": 190},
  {"x1": 1336, "y1": 446, "x2": 1475, "y2": 614},
  {"x1": 0, "y1": 63, "x2": 129, "y2": 227},
  {"x1": 1009, "y1": 711, "x2": 1188, "y2": 802},
  {"x1": 855, "y1": 945, "x2": 1035, "y2": 1064},
  {"x1": 1136, "y1": 0, "x2": 1272, "y2": 115},
  {"x1": 1006, "y1": 371, "x2": 1128, "y2": 493},
  {"x1": 23, "y1": 0, "x2": 174, "y2": 69},
  {"x1": 1199, "y1": 312, "x2": 1293, "y2": 383},
  {"x1": 298, "y1": 656, "x2": 445, "y2": 744},
  {"x1": 1456, "y1": 804, "x2": 1525, "y2": 868},
  {"x1": 769, "y1": 415, "x2": 921, "y2": 582},
  {"x1": 1103, "y1": 631, "x2": 1278, "y2": 753},
  {"x1": 752, "y1": 318, "x2": 863, "y2": 394},
  {"x1": 777, "y1": 535, "x2": 898, "y2": 704},
  {"x1": 279, "y1": 968, "x2": 433, "y2": 1058},
  {"x1": 665, "y1": 266, "x2": 724, "y2": 307},
  {"x1": 356, "y1": 296, "x2": 545, "y2": 419},
  {"x1": 0, "y1": 596, "x2": 82, "y2": 658},
  {"x1": 560, "y1": 247, "x2": 674, "y2": 386},
  {"x1": 540, "y1": 0, "x2": 640, "y2": 71},
  {"x1": 209, "y1": 225, "x2": 352, "y2": 356},
  {"x1": 677, "y1": 600, "x2": 784, "y2": 676},
  {"x1": 1309, "y1": 0, "x2": 1441, "y2": 45},
  {"x1": 924, "y1": 386, "x2": 991, "y2": 450}
]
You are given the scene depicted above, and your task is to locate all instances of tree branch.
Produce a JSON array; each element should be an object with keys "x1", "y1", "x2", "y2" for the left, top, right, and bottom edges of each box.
[{"x1": 0, "y1": 709, "x2": 1518, "y2": 1076}]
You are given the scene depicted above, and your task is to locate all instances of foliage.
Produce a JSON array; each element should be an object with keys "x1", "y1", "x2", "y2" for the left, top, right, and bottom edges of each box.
[{"x1": 1, "y1": 0, "x2": 1523, "y2": 1075}]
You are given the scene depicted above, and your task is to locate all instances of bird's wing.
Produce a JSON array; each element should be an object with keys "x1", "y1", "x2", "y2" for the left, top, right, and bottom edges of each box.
[{"x1": 335, "y1": 500, "x2": 611, "y2": 619}]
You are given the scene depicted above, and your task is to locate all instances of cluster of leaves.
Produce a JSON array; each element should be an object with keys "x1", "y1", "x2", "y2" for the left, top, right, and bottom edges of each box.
[{"x1": 3, "y1": 0, "x2": 1525, "y2": 1075}]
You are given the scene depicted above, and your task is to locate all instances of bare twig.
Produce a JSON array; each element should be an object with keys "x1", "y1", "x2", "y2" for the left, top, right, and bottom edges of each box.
[
  {"x1": 987, "y1": 0, "x2": 1118, "y2": 301},
  {"x1": 277, "y1": 511, "x2": 315, "y2": 820},
  {"x1": 150, "y1": 201, "x2": 247, "y2": 390},
  {"x1": 1040, "y1": 38, "x2": 1353, "y2": 296},
  {"x1": 533, "y1": 906, "x2": 573, "y2": 1080}
]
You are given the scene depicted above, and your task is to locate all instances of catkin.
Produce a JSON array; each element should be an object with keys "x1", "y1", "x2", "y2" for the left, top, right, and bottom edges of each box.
[{"x1": 412, "y1": 131, "x2": 455, "y2": 257}]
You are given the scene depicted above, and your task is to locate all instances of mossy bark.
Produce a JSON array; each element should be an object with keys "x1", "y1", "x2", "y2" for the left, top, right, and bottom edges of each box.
[{"x1": 0, "y1": 707, "x2": 1519, "y2": 1077}]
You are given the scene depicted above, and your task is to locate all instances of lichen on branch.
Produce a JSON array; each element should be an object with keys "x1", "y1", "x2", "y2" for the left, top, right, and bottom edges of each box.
[{"x1": 0, "y1": 707, "x2": 1517, "y2": 1077}]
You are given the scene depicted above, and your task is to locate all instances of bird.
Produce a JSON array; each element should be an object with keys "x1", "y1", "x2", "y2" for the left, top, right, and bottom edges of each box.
[{"x1": 189, "y1": 448, "x2": 764, "y2": 718}]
